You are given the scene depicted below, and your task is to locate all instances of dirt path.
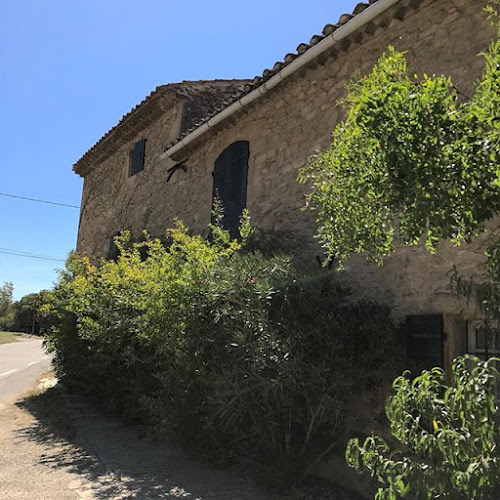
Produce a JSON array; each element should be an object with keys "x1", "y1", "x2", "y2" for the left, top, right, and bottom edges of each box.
[
  {"x1": 0, "y1": 377, "x2": 359, "y2": 500},
  {"x1": 0, "y1": 380, "x2": 282, "y2": 500},
  {"x1": 0, "y1": 396, "x2": 103, "y2": 499}
]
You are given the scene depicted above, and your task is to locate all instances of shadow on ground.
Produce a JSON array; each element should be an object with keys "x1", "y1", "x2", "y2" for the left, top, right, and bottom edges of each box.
[
  {"x1": 15, "y1": 386, "x2": 124, "y2": 499},
  {"x1": 14, "y1": 383, "x2": 283, "y2": 500},
  {"x1": 16, "y1": 384, "x2": 75, "y2": 443}
]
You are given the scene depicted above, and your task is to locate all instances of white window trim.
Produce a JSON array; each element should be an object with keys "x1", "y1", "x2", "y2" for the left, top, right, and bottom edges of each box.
[
  {"x1": 468, "y1": 320, "x2": 500, "y2": 355},
  {"x1": 468, "y1": 320, "x2": 500, "y2": 402}
]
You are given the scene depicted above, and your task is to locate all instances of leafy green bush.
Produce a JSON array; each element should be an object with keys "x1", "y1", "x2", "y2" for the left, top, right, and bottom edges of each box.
[
  {"x1": 44, "y1": 220, "x2": 401, "y2": 475},
  {"x1": 298, "y1": 1, "x2": 500, "y2": 266},
  {"x1": 346, "y1": 356, "x2": 500, "y2": 500}
]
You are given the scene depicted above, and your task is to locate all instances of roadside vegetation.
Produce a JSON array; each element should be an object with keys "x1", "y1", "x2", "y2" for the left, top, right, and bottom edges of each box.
[
  {"x1": 0, "y1": 331, "x2": 20, "y2": 345},
  {"x1": 0, "y1": 281, "x2": 15, "y2": 331},
  {"x1": 42, "y1": 216, "x2": 403, "y2": 480},
  {"x1": 0, "y1": 280, "x2": 49, "y2": 335}
]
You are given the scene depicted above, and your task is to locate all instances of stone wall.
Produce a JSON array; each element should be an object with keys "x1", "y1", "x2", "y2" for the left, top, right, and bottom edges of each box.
[
  {"x1": 166, "y1": 0, "x2": 494, "y2": 320},
  {"x1": 75, "y1": 4, "x2": 496, "y2": 494},
  {"x1": 77, "y1": 96, "x2": 184, "y2": 257},
  {"x1": 77, "y1": 0, "x2": 494, "y2": 321}
]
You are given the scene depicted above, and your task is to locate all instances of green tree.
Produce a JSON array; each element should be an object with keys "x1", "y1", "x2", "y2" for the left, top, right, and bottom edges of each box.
[
  {"x1": 298, "y1": 1, "x2": 500, "y2": 266},
  {"x1": 0, "y1": 281, "x2": 14, "y2": 319},
  {"x1": 346, "y1": 356, "x2": 500, "y2": 500},
  {"x1": 13, "y1": 291, "x2": 49, "y2": 334}
]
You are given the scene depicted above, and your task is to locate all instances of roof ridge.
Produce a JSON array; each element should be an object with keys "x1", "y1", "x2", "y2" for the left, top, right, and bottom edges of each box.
[
  {"x1": 74, "y1": 0, "x2": 406, "y2": 174},
  {"x1": 73, "y1": 80, "x2": 251, "y2": 175}
]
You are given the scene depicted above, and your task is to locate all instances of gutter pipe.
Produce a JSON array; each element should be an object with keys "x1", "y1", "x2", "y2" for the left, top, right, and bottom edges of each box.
[{"x1": 163, "y1": 0, "x2": 401, "y2": 159}]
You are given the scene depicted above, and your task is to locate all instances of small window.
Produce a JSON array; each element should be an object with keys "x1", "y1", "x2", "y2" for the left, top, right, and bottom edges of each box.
[
  {"x1": 468, "y1": 321, "x2": 500, "y2": 357},
  {"x1": 468, "y1": 321, "x2": 500, "y2": 401},
  {"x1": 129, "y1": 138, "x2": 146, "y2": 176},
  {"x1": 407, "y1": 314, "x2": 444, "y2": 370}
]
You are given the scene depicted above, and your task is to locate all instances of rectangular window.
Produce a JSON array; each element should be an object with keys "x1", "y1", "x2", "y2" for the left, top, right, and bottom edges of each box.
[
  {"x1": 407, "y1": 314, "x2": 444, "y2": 370},
  {"x1": 468, "y1": 321, "x2": 500, "y2": 357},
  {"x1": 468, "y1": 321, "x2": 500, "y2": 401},
  {"x1": 129, "y1": 138, "x2": 146, "y2": 176}
]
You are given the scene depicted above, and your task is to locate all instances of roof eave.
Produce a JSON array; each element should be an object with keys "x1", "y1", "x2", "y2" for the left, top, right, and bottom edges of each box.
[
  {"x1": 73, "y1": 86, "x2": 171, "y2": 177},
  {"x1": 162, "y1": 0, "x2": 402, "y2": 160}
]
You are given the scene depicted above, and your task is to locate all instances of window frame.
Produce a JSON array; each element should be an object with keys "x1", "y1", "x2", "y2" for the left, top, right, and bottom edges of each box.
[
  {"x1": 468, "y1": 320, "x2": 500, "y2": 356},
  {"x1": 129, "y1": 138, "x2": 147, "y2": 176},
  {"x1": 468, "y1": 320, "x2": 500, "y2": 401}
]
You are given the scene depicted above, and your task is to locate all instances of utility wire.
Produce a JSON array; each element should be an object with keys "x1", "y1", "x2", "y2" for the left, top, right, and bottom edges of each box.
[
  {"x1": 0, "y1": 246, "x2": 59, "y2": 258},
  {"x1": 0, "y1": 192, "x2": 80, "y2": 209},
  {"x1": 0, "y1": 248, "x2": 66, "y2": 262}
]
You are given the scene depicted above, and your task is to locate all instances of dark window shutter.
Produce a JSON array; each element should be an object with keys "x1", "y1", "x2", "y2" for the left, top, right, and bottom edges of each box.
[
  {"x1": 407, "y1": 314, "x2": 444, "y2": 369},
  {"x1": 108, "y1": 232, "x2": 121, "y2": 261},
  {"x1": 212, "y1": 141, "x2": 249, "y2": 238},
  {"x1": 130, "y1": 138, "x2": 146, "y2": 175}
]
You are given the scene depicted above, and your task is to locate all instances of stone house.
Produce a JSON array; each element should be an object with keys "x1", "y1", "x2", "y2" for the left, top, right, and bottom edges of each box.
[{"x1": 74, "y1": 0, "x2": 497, "y2": 371}]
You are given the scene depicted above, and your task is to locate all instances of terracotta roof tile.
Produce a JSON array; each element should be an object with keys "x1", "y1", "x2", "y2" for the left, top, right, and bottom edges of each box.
[
  {"x1": 310, "y1": 34, "x2": 325, "y2": 45},
  {"x1": 166, "y1": 0, "x2": 395, "y2": 152},
  {"x1": 75, "y1": 0, "x2": 404, "y2": 170},
  {"x1": 73, "y1": 79, "x2": 250, "y2": 176},
  {"x1": 353, "y1": 2, "x2": 370, "y2": 15}
]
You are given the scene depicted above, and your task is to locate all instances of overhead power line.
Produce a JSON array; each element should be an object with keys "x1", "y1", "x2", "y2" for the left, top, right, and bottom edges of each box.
[
  {"x1": 0, "y1": 247, "x2": 66, "y2": 262},
  {"x1": 0, "y1": 192, "x2": 80, "y2": 209}
]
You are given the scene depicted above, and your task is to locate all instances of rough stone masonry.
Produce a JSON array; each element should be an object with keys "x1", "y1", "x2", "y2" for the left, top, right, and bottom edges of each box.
[{"x1": 75, "y1": 0, "x2": 494, "y2": 366}]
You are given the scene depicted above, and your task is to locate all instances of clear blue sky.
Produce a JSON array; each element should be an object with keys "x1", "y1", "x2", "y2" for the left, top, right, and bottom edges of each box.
[{"x1": 1, "y1": 0, "x2": 355, "y2": 300}]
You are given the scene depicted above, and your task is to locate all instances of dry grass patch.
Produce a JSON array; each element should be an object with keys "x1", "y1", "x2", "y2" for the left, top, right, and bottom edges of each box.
[
  {"x1": 0, "y1": 331, "x2": 35, "y2": 345},
  {"x1": 0, "y1": 331, "x2": 20, "y2": 345}
]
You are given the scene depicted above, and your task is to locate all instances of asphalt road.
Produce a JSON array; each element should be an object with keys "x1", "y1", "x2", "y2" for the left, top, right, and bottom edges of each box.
[{"x1": 0, "y1": 338, "x2": 52, "y2": 402}]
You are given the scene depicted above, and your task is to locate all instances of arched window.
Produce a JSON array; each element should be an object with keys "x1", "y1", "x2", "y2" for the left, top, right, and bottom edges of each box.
[{"x1": 212, "y1": 141, "x2": 250, "y2": 238}]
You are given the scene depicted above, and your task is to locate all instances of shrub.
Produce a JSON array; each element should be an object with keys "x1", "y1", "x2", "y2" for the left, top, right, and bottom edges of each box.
[
  {"x1": 44, "y1": 220, "x2": 402, "y2": 476},
  {"x1": 0, "y1": 312, "x2": 15, "y2": 332},
  {"x1": 298, "y1": 1, "x2": 500, "y2": 266},
  {"x1": 346, "y1": 356, "x2": 500, "y2": 500}
]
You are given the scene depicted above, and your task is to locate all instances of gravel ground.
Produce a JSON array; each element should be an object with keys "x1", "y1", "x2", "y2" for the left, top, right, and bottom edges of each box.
[{"x1": 0, "y1": 377, "x2": 362, "y2": 500}]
